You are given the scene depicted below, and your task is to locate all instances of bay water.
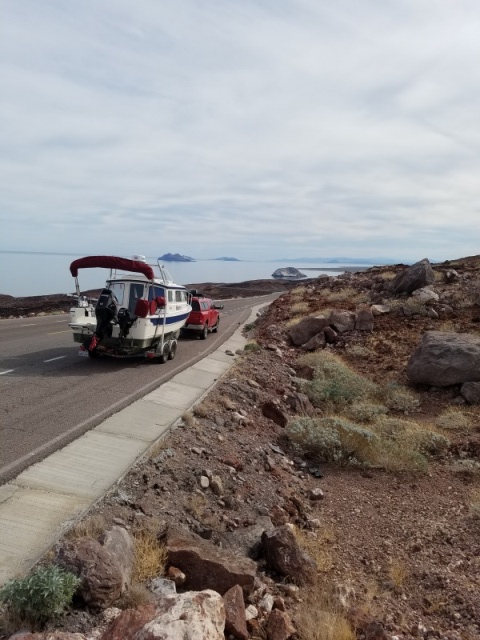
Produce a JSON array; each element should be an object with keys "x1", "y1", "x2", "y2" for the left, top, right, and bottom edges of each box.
[{"x1": 0, "y1": 251, "x2": 361, "y2": 297}]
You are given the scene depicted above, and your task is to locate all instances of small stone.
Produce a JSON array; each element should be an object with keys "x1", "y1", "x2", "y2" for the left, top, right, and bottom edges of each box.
[
  {"x1": 308, "y1": 488, "x2": 325, "y2": 501},
  {"x1": 166, "y1": 566, "x2": 186, "y2": 586},
  {"x1": 199, "y1": 476, "x2": 210, "y2": 489},
  {"x1": 210, "y1": 475, "x2": 224, "y2": 496},
  {"x1": 259, "y1": 593, "x2": 275, "y2": 614},
  {"x1": 225, "y1": 350, "x2": 235, "y2": 356},
  {"x1": 150, "y1": 577, "x2": 176, "y2": 596},
  {"x1": 245, "y1": 605, "x2": 258, "y2": 621}
]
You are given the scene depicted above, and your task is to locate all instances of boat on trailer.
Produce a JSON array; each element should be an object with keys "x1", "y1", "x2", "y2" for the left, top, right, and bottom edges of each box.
[{"x1": 69, "y1": 255, "x2": 192, "y2": 362}]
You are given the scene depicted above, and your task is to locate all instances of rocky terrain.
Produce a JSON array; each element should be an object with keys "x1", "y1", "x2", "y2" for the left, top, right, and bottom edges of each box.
[{"x1": 1, "y1": 256, "x2": 480, "y2": 640}]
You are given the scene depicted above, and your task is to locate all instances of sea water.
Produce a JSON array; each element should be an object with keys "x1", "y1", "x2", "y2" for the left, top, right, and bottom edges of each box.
[{"x1": 0, "y1": 251, "x2": 361, "y2": 297}]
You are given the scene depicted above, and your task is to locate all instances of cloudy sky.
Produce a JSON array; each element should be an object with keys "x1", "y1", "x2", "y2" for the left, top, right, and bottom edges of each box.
[{"x1": 1, "y1": 1, "x2": 480, "y2": 263}]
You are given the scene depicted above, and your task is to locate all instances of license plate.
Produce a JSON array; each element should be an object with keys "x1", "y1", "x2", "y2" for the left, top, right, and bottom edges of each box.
[{"x1": 78, "y1": 349, "x2": 89, "y2": 357}]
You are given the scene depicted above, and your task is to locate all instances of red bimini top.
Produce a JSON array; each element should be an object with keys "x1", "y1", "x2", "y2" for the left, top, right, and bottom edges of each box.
[{"x1": 69, "y1": 256, "x2": 155, "y2": 280}]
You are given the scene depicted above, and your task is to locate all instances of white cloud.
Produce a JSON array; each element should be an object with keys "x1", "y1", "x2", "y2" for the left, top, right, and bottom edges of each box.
[{"x1": 1, "y1": 0, "x2": 480, "y2": 262}]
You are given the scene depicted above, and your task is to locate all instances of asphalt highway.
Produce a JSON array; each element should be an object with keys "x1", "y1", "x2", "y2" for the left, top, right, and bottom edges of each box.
[{"x1": 0, "y1": 294, "x2": 277, "y2": 484}]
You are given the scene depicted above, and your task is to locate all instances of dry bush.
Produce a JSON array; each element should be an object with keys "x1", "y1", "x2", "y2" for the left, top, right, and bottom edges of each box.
[
  {"x1": 132, "y1": 530, "x2": 168, "y2": 583},
  {"x1": 323, "y1": 287, "x2": 368, "y2": 304},
  {"x1": 435, "y1": 407, "x2": 473, "y2": 432},
  {"x1": 193, "y1": 402, "x2": 210, "y2": 418},
  {"x1": 294, "y1": 525, "x2": 336, "y2": 573},
  {"x1": 377, "y1": 270, "x2": 397, "y2": 280},
  {"x1": 295, "y1": 579, "x2": 356, "y2": 640},
  {"x1": 376, "y1": 382, "x2": 420, "y2": 413},
  {"x1": 291, "y1": 286, "x2": 307, "y2": 298},
  {"x1": 450, "y1": 459, "x2": 480, "y2": 478},
  {"x1": 470, "y1": 488, "x2": 480, "y2": 519},
  {"x1": 346, "y1": 344, "x2": 372, "y2": 359},
  {"x1": 388, "y1": 557, "x2": 409, "y2": 589},
  {"x1": 116, "y1": 583, "x2": 153, "y2": 609},
  {"x1": 66, "y1": 514, "x2": 106, "y2": 540},
  {"x1": 291, "y1": 301, "x2": 310, "y2": 315},
  {"x1": 181, "y1": 410, "x2": 195, "y2": 427}
]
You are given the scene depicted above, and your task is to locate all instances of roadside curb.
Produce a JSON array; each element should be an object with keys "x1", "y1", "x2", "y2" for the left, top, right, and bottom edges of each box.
[{"x1": 0, "y1": 303, "x2": 268, "y2": 585}]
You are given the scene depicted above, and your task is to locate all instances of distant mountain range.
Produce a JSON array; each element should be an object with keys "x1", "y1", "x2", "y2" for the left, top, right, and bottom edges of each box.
[
  {"x1": 274, "y1": 257, "x2": 390, "y2": 264},
  {"x1": 213, "y1": 257, "x2": 241, "y2": 262}
]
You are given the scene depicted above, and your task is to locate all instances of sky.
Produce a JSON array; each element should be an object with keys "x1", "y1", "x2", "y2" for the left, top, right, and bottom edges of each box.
[{"x1": 1, "y1": 0, "x2": 480, "y2": 263}]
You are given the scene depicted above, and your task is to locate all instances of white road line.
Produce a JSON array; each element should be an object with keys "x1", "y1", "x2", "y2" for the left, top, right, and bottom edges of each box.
[
  {"x1": 44, "y1": 356, "x2": 66, "y2": 363},
  {"x1": 47, "y1": 330, "x2": 71, "y2": 335},
  {"x1": 0, "y1": 369, "x2": 15, "y2": 375},
  {"x1": 20, "y1": 323, "x2": 35, "y2": 327}
]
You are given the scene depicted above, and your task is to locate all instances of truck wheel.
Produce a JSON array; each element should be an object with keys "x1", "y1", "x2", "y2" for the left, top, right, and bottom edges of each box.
[
  {"x1": 200, "y1": 324, "x2": 208, "y2": 340},
  {"x1": 212, "y1": 318, "x2": 219, "y2": 333},
  {"x1": 168, "y1": 340, "x2": 177, "y2": 360},
  {"x1": 159, "y1": 343, "x2": 170, "y2": 363}
]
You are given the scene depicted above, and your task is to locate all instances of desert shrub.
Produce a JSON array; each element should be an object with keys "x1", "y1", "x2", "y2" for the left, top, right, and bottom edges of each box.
[
  {"x1": 291, "y1": 301, "x2": 310, "y2": 315},
  {"x1": 291, "y1": 285, "x2": 307, "y2": 298},
  {"x1": 388, "y1": 297, "x2": 429, "y2": 317},
  {"x1": 347, "y1": 344, "x2": 372, "y2": 358},
  {"x1": 0, "y1": 565, "x2": 80, "y2": 626},
  {"x1": 377, "y1": 382, "x2": 420, "y2": 413},
  {"x1": 299, "y1": 352, "x2": 376, "y2": 409},
  {"x1": 295, "y1": 579, "x2": 356, "y2": 640},
  {"x1": 435, "y1": 407, "x2": 472, "y2": 431},
  {"x1": 287, "y1": 417, "x2": 378, "y2": 465},
  {"x1": 374, "y1": 417, "x2": 449, "y2": 457},
  {"x1": 66, "y1": 514, "x2": 106, "y2": 540},
  {"x1": 322, "y1": 286, "x2": 368, "y2": 304},
  {"x1": 244, "y1": 341, "x2": 261, "y2": 352},
  {"x1": 470, "y1": 489, "x2": 480, "y2": 520},
  {"x1": 451, "y1": 459, "x2": 480, "y2": 478},
  {"x1": 345, "y1": 402, "x2": 388, "y2": 423},
  {"x1": 132, "y1": 530, "x2": 168, "y2": 583}
]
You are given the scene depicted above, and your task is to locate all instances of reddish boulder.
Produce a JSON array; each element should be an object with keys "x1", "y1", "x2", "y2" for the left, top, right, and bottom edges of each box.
[
  {"x1": 223, "y1": 585, "x2": 248, "y2": 640},
  {"x1": 262, "y1": 525, "x2": 316, "y2": 585},
  {"x1": 266, "y1": 609, "x2": 296, "y2": 640}
]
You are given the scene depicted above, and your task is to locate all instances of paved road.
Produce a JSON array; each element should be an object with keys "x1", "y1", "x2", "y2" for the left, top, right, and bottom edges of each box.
[{"x1": 0, "y1": 294, "x2": 277, "y2": 484}]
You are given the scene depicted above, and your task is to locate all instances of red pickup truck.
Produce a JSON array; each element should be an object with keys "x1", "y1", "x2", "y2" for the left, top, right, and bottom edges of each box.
[{"x1": 183, "y1": 295, "x2": 223, "y2": 339}]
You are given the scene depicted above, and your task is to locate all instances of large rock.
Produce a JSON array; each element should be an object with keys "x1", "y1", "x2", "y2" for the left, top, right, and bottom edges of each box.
[
  {"x1": 407, "y1": 331, "x2": 480, "y2": 386},
  {"x1": 461, "y1": 381, "x2": 480, "y2": 404},
  {"x1": 54, "y1": 537, "x2": 126, "y2": 609},
  {"x1": 223, "y1": 585, "x2": 248, "y2": 640},
  {"x1": 262, "y1": 401, "x2": 288, "y2": 427},
  {"x1": 388, "y1": 258, "x2": 435, "y2": 295},
  {"x1": 166, "y1": 527, "x2": 256, "y2": 595},
  {"x1": 328, "y1": 310, "x2": 356, "y2": 333},
  {"x1": 288, "y1": 316, "x2": 330, "y2": 346},
  {"x1": 355, "y1": 305, "x2": 374, "y2": 332},
  {"x1": 266, "y1": 609, "x2": 296, "y2": 640},
  {"x1": 100, "y1": 526, "x2": 134, "y2": 593},
  {"x1": 261, "y1": 525, "x2": 316, "y2": 585},
  {"x1": 301, "y1": 332, "x2": 326, "y2": 351},
  {"x1": 100, "y1": 591, "x2": 225, "y2": 640},
  {"x1": 225, "y1": 517, "x2": 274, "y2": 559}
]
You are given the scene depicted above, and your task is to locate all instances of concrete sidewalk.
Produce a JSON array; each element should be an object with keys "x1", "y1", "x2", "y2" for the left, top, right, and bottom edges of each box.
[{"x1": 0, "y1": 305, "x2": 265, "y2": 585}]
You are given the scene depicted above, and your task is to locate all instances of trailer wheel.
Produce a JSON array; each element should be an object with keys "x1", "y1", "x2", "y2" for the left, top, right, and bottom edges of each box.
[
  {"x1": 158, "y1": 343, "x2": 170, "y2": 363},
  {"x1": 168, "y1": 340, "x2": 177, "y2": 360}
]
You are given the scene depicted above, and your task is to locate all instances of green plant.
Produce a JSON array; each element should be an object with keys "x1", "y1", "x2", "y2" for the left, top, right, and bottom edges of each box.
[
  {"x1": 0, "y1": 565, "x2": 80, "y2": 626},
  {"x1": 299, "y1": 352, "x2": 376, "y2": 409},
  {"x1": 344, "y1": 402, "x2": 388, "y2": 423},
  {"x1": 377, "y1": 382, "x2": 420, "y2": 413},
  {"x1": 244, "y1": 341, "x2": 261, "y2": 352},
  {"x1": 287, "y1": 416, "x2": 378, "y2": 465}
]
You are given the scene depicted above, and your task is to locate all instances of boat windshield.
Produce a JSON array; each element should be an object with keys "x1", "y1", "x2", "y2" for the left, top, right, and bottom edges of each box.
[{"x1": 108, "y1": 282, "x2": 125, "y2": 306}]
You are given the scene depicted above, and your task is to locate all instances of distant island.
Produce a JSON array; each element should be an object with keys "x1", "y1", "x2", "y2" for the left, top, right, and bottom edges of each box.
[
  {"x1": 213, "y1": 257, "x2": 241, "y2": 262},
  {"x1": 272, "y1": 267, "x2": 306, "y2": 279},
  {"x1": 158, "y1": 253, "x2": 195, "y2": 262}
]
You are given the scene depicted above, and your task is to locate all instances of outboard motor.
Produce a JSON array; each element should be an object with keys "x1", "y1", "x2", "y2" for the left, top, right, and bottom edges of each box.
[
  {"x1": 117, "y1": 307, "x2": 135, "y2": 338},
  {"x1": 94, "y1": 288, "x2": 118, "y2": 340}
]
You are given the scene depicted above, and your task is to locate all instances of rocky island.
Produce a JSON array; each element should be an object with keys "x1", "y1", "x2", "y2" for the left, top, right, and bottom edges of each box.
[
  {"x1": 158, "y1": 253, "x2": 195, "y2": 262},
  {"x1": 272, "y1": 266, "x2": 306, "y2": 279}
]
